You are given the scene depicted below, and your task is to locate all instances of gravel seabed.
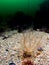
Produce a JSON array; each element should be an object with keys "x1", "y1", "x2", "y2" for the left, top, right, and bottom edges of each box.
[{"x1": 0, "y1": 29, "x2": 49, "y2": 65}]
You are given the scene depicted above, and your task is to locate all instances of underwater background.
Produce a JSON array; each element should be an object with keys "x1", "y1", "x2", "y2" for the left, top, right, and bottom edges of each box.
[
  {"x1": 0, "y1": 0, "x2": 45, "y2": 17},
  {"x1": 0, "y1": 0, "x2": 49, "y2": 32}
]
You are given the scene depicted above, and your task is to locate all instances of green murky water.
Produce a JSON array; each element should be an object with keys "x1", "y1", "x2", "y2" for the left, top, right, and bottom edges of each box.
[{"x1": 0, "y1": 0, "x2": 45, "y2": 17}]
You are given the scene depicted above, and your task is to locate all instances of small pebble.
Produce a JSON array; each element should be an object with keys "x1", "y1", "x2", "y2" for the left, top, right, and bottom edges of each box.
[
  {"x1": 2, "y1": 36, "x2": 8, "y2": 40},
  {"x1": 9, "y1": 63, "x2": 16, "y2": 65},
  {"x1": 37, "y1": 47, "x2": 43, "y2": 51},
  {"x1": 6, "y1": 49, "x2": 9, "y2": 51}
]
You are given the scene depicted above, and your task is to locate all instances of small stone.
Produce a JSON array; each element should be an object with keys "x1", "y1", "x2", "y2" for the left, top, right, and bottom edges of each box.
[
  {"x1": 37, "y1": 47, "x2": 43, "y2": 51},
  {"x1": 9, "y1": 63, "x2": 16, "y2": 65},
  {"x1": 6, "y1": 49, "x2": 9, "y2": 51},
  {"x1": 2, "y1": 36, "x2": 8, "y2": 40},
  {"x1": 13, "y1": 46, "x2": 17, "y2": 50}
]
